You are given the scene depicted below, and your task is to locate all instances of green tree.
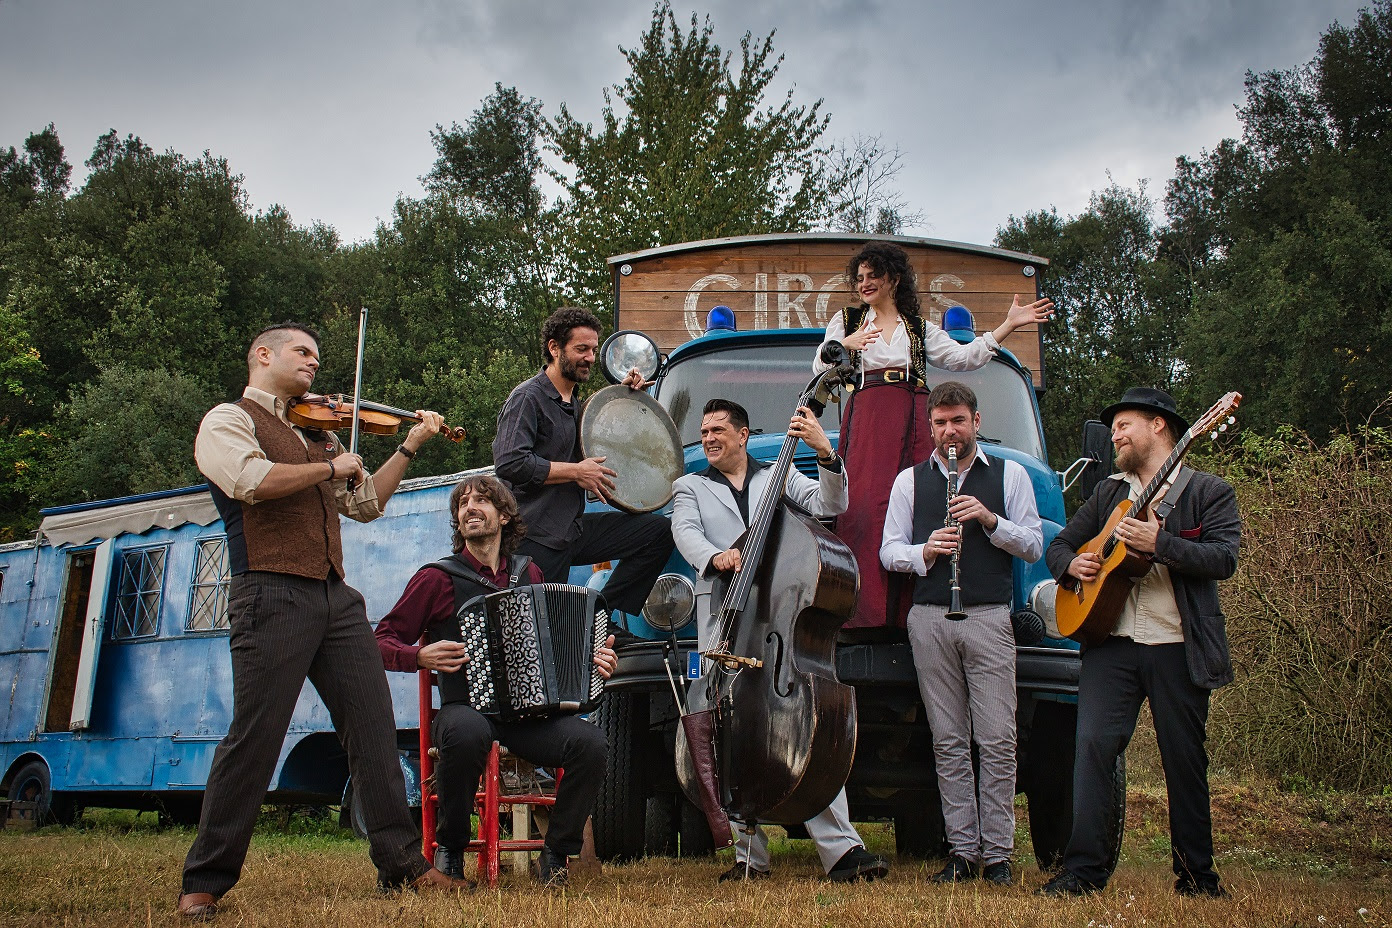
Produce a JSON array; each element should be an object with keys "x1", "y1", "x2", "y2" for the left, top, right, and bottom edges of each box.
[
  {"x1": 549, "y1": 1, "x2": 833, "y2": 306},
  {"x1": 37, "y1": 364, "x2": 219, "y2": 506},
  {"x1": 997, "y1": 182, "x2": 1187, "y2": 470},
  {"x1": 1166, "y1": 1, "x2": 1392, "y2": 437}
]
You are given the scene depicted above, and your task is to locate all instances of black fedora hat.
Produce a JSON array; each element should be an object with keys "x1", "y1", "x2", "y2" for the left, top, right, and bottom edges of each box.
[{"x1": 1099, "y1": 387, "x2": 1189, "y2": 434}]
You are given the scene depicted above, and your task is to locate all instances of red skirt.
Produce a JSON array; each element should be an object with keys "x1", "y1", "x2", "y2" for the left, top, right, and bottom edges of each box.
[{"x1": 835, "y1": 381, "x2": 935, "y2": 629}]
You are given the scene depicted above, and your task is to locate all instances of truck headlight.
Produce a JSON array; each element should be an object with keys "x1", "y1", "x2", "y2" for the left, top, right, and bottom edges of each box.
[
  {"x1": 642, "y1": 573, "x2": 695, "y2": 632},
  {"x1": 1028, "y1": 579, "x2": 1061, "y2": 640}
]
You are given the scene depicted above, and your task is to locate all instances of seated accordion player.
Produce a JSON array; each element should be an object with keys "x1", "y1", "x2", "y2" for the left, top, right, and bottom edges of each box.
[{"x1": 456, "y1": 583, "x2": 610, "y2": 721}]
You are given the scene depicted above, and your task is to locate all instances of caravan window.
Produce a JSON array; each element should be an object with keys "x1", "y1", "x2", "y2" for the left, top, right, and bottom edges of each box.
[
  {"x1": 188, "y1": 537, "x2": 230, "y2": 632},
  {"x1": 112, "y1": 546, "x2": 167, "y2": 639}
]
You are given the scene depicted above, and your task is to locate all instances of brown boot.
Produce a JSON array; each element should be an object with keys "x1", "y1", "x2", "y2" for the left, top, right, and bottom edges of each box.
[
  {"x1": 176, "y1": 892, "x2": 219, "y2": 920},
  {"x1": 411, "y1": 867, "x2": 476, "y2": 892}
]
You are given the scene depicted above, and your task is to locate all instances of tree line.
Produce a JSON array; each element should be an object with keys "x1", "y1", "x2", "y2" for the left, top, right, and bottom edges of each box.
[{"x1": 2, "y1": 1, "x2": 1389, "y2": 540}]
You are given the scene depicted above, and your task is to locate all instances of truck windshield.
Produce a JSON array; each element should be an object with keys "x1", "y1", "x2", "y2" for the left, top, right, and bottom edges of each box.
[{"x1": 656, "y1": 342, "x2": 1045, "y2": 461}]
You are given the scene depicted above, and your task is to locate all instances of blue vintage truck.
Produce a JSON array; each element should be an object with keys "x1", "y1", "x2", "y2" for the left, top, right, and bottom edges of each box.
[{"x1": 588, "y1": 234, "x2": 1120, "y2": 868}]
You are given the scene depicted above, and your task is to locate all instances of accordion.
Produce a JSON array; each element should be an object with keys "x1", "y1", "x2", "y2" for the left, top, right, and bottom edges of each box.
[{"x1": 456, "y1": 583, "x2": 609, "y2": 721}]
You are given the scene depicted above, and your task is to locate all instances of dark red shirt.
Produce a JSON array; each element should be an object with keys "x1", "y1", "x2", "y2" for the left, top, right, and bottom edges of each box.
[{"x1": 374, "y1": 549, "x2": 543, "y2": 673}]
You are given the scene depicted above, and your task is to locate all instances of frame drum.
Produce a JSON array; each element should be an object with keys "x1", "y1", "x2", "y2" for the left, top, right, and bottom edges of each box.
[{"x1": 579, "y1": 384, "x2": 683, "y2": 514}]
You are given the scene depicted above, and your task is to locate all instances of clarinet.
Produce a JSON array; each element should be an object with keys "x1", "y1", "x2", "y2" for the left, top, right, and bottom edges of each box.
[{"x1": 944, "y1": 445, "x2": 967, "y2": 620}]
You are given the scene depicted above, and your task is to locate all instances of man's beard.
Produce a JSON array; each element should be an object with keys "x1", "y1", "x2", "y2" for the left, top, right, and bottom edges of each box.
[
  {"x1": 559, "y1": 356, "x2": 591, "y2": 382},
  {"x1": 1116, "y1": 444, "x2": 1142, "y2": 474}
]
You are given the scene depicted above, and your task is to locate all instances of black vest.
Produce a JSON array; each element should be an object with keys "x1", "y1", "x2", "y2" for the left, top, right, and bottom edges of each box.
[
  {"x1": 911, "y1": 455, "x2": 1014, "y2": 606},
  {"x1": 424, "y1": 554, "x2": 532, "y2": 707}
]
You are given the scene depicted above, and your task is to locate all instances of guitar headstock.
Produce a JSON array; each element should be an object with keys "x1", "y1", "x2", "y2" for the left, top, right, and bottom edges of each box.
[{"x1": 1189, "y1": 391, "x2": 1242, "y2": 441}]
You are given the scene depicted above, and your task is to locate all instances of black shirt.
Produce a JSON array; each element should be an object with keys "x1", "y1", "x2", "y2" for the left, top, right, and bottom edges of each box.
[
  {"x1": 704, "y1": 455, "x2": 771, "y2": 528},
  {"x1": 492, "y1": 369, "x2": 584, "y2": 548}
]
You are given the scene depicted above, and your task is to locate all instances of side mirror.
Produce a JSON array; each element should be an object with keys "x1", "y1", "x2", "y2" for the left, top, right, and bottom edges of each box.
[
  {"x1": 1075, "y1": 419, "x2": 1114, "y2": 501},
  {"x1": 599, "y1": 330, "x2": 663, "y2": 384}
]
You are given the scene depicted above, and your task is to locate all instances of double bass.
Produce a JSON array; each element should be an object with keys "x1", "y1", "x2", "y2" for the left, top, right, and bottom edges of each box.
[{"x1": 676, "y1": 355, "x2": 859, "y2": 827}]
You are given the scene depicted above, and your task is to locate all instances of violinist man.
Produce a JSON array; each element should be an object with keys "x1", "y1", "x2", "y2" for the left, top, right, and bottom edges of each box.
[
  {"x1": 670, "y1": 398, "x2": 889, "y2": 883},
  {"x1": 1039, "y1": 388, "x2": 1240, "y2": 898},
  {"x1": 375, "y1": 474, "x2": 615, "y2": 888},
  {"x1": 178, "y1": 322, "x2": 466, "y2": 919},
  {"x1": 880, "y1": 381, "x2": 1042, "y2": 886},
  {"x1": 492, "y1": 306, "x2": 674, "y2": 620}
]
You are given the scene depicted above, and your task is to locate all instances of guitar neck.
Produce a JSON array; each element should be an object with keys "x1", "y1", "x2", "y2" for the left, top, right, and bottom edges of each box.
[{"x1": 1134, "y1": 431, "x2": 1194, "y2": 514}]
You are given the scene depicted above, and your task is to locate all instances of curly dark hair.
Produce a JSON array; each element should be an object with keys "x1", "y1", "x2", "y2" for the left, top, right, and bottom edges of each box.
[
  {"x1": 846, "y1": 242, "x2": 921, "y2": 319},
  {"x1": 540, "y1": 307, "x2": 603, "y2": 364},
  {"x1": 448, "y1": 475, "x2": 526, "y2": 557}
]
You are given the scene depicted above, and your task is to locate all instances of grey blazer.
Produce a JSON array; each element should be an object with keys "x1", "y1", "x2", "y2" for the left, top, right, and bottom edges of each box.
[
  {"x1": 671, "y1": 458, "x2": 848, "y2": 650},
  {"x1": 1045, "y1": 469, "x2": 1241, "y2": 689}
]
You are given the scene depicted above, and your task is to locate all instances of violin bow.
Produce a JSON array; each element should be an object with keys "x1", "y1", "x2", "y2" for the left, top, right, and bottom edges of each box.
[{"x1": 346, "y1": 306, "x2": 369, "y2": 491}]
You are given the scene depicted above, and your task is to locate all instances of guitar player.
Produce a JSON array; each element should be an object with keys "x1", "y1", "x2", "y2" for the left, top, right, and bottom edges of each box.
[{"x1": 1038, "y1": 388, "x2": 1242, "y2": 900}]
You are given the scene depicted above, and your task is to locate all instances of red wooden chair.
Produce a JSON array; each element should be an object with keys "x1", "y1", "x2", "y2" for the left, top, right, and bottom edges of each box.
[{"x1": 418, "y1": 663, "x2": 560, "y2": 886}]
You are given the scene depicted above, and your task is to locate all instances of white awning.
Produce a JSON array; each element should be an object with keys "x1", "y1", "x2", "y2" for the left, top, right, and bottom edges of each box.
[{"x1": 38, "y1": 490, "x2": 221, "y2": 547}]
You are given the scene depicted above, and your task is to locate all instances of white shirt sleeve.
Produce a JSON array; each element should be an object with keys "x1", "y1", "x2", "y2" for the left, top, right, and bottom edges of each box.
[
  {"x1": 985, "y1": 460, "x2": 1043, "y2": 563},
  {"x1": 880, "y1": 467, "x2": 931, "y2": 576}
]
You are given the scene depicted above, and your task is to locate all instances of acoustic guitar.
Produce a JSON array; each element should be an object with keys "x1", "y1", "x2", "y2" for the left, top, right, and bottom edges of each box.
[{"x1": 1055, "y1": 392, "x2": 1242, "y2": 646}]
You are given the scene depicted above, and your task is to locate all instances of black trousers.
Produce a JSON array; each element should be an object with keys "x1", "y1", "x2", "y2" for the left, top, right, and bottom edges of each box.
[
  {"x1": 182, "y1": 572, "x2": 428, "y2": 895},
  {"x1": 1063, "y1": 637, "x2": 1217, "y2": 887},
  {"x1": 519, "y1": 511, "x2": 673, "y2": 616},
  {"x1": 433, "y1": 703, "x2": 607, "y2": 857}
]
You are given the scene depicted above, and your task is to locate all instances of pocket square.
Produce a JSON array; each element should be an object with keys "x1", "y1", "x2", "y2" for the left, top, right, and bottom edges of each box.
[{"x1": 1179, "y1": 525, "x2": 1202, "y2": 539}]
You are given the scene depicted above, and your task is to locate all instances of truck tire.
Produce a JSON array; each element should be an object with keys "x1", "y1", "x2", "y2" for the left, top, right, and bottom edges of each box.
[
  {"x1": 6, "y1": 759, "x2": 75, "y2": 827},
  {"x1": 644, "y1": 793, "x2": 678, "y2": 856},
  {"x1": 591, "y1": 690, "x2": 648, "y2": 861},
  {"x1": 1024, "y1": 701, "x2": 1127, "y2": 872},
  {"x1": 893, "y1": 792, "x2": 947, "y2": 859},
  {"x1": 1023, "y1": 701, "x2": 1076, "y2": 870},
  {"x1": 677, "y1": 792, "x2": 717, "y2": 858}
]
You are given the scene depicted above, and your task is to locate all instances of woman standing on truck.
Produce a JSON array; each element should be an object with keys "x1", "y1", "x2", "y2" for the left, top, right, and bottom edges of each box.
[{"x1": 813, "y1": 241, "x2": 1052, "y2": 629}]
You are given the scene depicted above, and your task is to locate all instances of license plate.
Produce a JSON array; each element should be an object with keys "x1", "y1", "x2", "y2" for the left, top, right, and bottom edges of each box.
[{"x1": 687, "y1": 650, "x2": 701, "y2": 679}]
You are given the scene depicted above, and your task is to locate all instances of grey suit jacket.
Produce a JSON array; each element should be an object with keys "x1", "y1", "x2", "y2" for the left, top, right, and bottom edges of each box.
[
  {"x1": 671, "y1": 457, "x2": 848, "y2": 650},
  {"x1": 1045, "y1": 469, "x2": 1241, "y2": 689}
]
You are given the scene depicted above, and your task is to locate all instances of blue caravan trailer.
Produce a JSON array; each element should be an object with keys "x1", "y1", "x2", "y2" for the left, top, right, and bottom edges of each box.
[{"x1": 0, "y1": 470, "x2": 481, "y2": 827}]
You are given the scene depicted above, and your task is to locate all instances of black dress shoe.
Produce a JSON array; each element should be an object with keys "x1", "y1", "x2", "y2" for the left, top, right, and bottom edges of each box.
[
  {"x1": 981, "y1": 860, "x2": 1012, "y2": 885},
  {"x1": 1175, "y1": 876, "x2": 1229, "y2": 898},
  {"x1": 538, "y1": 847, "x2": 569, "y2": 887},
  {"x1": 717, "y1": 861, "x2": 771, "y2": 883},
  {"x1": 931, "y1": 855, "x2": 978, "y2": 884},
  {"x1": 1037, "y1": 870, "x2": 1101, "y2": 897},
  {"x1": 434, "y1": 846, "x2": 466, "y2": 881},
  {"x1": 827, "y1": 845, "x2": 890, "y2": 883}
]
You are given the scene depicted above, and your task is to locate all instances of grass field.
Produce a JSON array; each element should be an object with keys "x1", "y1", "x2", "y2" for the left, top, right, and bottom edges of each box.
[{"x1": 3, "y1": 723, "x2": 1389, "y2": 927}]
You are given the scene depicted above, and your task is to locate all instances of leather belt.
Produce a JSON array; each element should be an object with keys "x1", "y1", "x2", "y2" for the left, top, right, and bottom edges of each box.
[{"x1": 861, "y1": 368, "x2": 909, "y2": 386}]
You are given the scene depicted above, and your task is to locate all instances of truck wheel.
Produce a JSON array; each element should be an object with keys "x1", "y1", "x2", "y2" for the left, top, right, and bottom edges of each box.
[
  {"x1": 893, "y1": 793, "x2": 947, "y2": 859},
  {"x1": 591, "y1": 690, "x2": 648, "y2": 861},
  {"x1": 1024, "y1": 701, "x2": 1076, "y2": 870},
  {"x1": 645, "y1": 793, "x2": 678, "y2": 856},
  {"x1": 340, "y1": 777, "x2": 370, "y2": 839},
  {"x1": 1024, "y1": 702, "x2": 1128, "y2": 872},
  {"x1": 677, "y1": 792, "x2": 716, "y2": 858},
  {"x1": 6, "y1": 760, "x2": 75, "y2": 827}
]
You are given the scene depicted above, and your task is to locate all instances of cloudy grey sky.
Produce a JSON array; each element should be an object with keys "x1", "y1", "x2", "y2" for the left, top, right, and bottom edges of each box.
[{"x1": 0, "y1": 0, "x2": 1367, "y2": 246}]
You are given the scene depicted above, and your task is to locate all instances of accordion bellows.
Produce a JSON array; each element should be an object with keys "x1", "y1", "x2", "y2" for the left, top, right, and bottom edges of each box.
[{"x1": 457, "y1": 583, "x2": 609, "y2": 721}]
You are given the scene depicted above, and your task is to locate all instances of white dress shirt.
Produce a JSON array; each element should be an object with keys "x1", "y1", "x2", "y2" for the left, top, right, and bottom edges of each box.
[
  {"x1": 879, "y1": 445, "x2": 1042, "y2": 575},
  {"x1": 813, "y1": 307, "x2": 1000, "y2": 379}
]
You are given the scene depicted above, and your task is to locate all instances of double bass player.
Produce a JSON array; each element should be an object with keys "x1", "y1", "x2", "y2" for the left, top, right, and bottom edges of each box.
[{"x1": 672, "y1": 398, "x2": 888, "y2": 883}]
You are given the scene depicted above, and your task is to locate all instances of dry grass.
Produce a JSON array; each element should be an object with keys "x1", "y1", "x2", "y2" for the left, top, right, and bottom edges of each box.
[{"x1": 3, "y1": 772, "x2": 1389, "y2": 928}]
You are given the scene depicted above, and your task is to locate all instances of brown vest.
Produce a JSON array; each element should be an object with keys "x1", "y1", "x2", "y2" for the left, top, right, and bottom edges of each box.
[{"x1": 227, "y1": 398, "x2": 344, "y2": 579}]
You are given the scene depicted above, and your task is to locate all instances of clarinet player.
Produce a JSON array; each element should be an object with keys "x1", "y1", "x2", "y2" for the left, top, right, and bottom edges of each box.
[{"x1": 880, "y1": 381, "x2": 1042, "y2": 885}]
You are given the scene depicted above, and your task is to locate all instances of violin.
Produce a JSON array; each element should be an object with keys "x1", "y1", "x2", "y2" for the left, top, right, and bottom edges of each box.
[{"x1": 287, "y1": 394, "x2": 466, "y2": 443}]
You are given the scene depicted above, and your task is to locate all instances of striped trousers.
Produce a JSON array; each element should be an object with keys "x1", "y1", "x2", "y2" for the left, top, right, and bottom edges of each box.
[
  {"x1": 182, "y1": 571, "x2": 428, "y2": 896},
  {"x1": 907, "y1": 602, "x2": 1017, "y2": 865}
]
